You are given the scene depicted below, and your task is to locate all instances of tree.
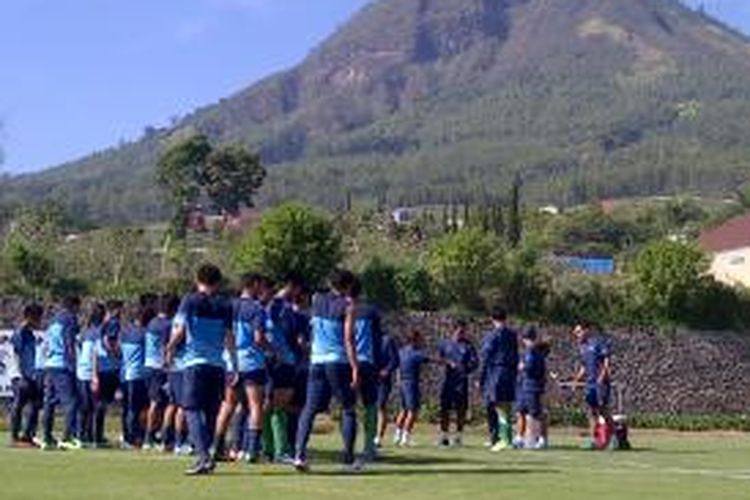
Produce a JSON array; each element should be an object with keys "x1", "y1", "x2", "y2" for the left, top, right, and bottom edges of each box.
[
  {"x1": 157, "y1": 135, "x2": 265, "y2": 237},
  {"x1": 232, "y1": 203, "x2": 342, "y2": 288},
  {"x1": 507, "y1": 174, "x2": 523, "y2": 248},
  {"x1": 156, "y1": 135, "x2": 211, "y2": 238},
  {"x1": 634, "y1": 240, "x2": 707, "y2": 323},
  {"x1": 427, "y1": 228, "x2": 503, "y2": 310},
  {"x1": 202, "y1": 144, "x2": 266, "y2": 216}
]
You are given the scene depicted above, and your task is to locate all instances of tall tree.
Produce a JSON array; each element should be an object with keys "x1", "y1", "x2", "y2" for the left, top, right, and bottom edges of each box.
[
  {"x1": 156, "y1": 135, "x2": 212, "y2": 238},
  {"x1": 507, "y1": 174, "x2": 523, "y2": 248},
  {"x1": 202, "y1": 144, "x2": 266, "y2": 216}
]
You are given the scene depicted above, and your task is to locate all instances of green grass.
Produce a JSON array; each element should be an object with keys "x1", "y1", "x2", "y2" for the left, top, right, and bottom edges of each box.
[{"x1": 1, "y1": 429, "x2": 750, "y2": 500}]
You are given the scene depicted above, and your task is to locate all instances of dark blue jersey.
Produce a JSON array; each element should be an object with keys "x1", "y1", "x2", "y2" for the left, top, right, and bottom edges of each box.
[
  {"x1": 399, "y1": 345, "x2": 428, "y2": 383},
  {"x1": 520, "y1": 346, "x2": 547, "y2": 393},
  {"x1": 378, "y1": 334, "x2": 400, "y2": 376},
  {"x1": 579, "y1": 337, "x2": 611, "y2": 386},
  {"x1": 438, "y1": 338, "x2": 478, "y2": 383},
  {"x1": 479, "y1": 326, "x2": 519, "y2": 387},
  {"x1": 11, "y1": 325, "x2": 36, "y2": 380},
  {"x1": 175, "y1": 292, "x2": 233, "y2": 369},
  {"x1": 290, "y1": 308, "x2": 311, "y2": 365},
  {"x1": 265, "y1": 298, "x2": 297, "y2": 366}
]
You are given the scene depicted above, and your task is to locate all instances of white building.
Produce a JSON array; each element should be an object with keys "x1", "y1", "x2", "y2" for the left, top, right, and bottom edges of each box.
[{"x1": 699, "y1": 214, "x2": 750, "y2": 289}]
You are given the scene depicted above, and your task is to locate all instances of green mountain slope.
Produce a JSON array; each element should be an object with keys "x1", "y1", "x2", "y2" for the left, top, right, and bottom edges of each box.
[{"x1": 4, "y1": 0, "x2": 750, "y2": 224}]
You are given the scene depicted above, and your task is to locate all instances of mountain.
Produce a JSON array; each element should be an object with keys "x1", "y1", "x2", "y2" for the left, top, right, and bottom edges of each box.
[{"x1": 4, "y1": 0, "x2": 750, "y2": 224}]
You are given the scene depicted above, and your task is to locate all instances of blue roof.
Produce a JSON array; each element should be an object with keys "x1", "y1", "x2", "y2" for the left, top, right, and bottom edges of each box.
[{"x1": 559, "y1": 256, "x2": 616, "y2": 275}]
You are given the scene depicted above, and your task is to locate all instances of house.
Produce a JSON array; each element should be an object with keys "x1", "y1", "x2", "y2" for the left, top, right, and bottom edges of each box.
[
  {"x1": 699, "y1": 213, "x2": 750, "y2": 289},
  {"x1": 391, "y1": 207, "x2": 416, "y2": 225}
]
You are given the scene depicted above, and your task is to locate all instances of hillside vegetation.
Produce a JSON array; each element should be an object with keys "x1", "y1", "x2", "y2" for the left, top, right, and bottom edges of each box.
[{"x1": 3, "y1": 0, "x2": 750, "y2": 224}]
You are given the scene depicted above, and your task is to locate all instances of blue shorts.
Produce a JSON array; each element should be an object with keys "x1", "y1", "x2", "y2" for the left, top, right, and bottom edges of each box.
[
  {"x1": 377, "y1": 377, "x2": 392, "y2": 409},
  {"x1": 182, "y1": 365, "x2": 225, "y2": 412},
  {"x1": 400, "y1": 380, "x2": 421, "y2": 412},
  {"x1": 440, "y1": 378, "x2": 469, "y2": 412},
  {"x1": 269, "y1": 364, "x2": 295, "y2": 390},
  {"x1": 167, "y1": 371, "x2": 184, "y2": 407},
  {"x1": 517, "y1": 391, "x2": 543, "y2": 418},
  {"x1": 358, "y1": 362, "x2": 378, "y2": 407},
  {"x1": 585, "y1": 383, "x2": 611, "y2": 410},
  {"x1": 240, "y1": 369, "x2": 268, "y2": 388},
  {"x1": 146, "y1": 369, "x2": 168, "y2": 406}
]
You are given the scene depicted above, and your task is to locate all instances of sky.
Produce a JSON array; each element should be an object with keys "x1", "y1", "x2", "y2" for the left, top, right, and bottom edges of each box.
[{"x1": 0, "y1": 0, "x2": 749, "y2": 174}]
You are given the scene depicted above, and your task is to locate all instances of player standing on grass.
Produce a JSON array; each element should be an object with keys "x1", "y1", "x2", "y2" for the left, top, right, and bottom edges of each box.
[
  {"x1": 292, "y1": 270, "x2": 359, "y2": 473},
  {"x1": 517, "y1": 327, "x2": 549, "y2": 449},
  {"x1": 231, "y1": 273, "x2": 270, "y2": 463},
  {"x1": 374, "y1": 329, "x2": 399, "y2": 448},
  {"x1": 144, "y1": 294, "x2": 179, "y2": 450},
  {"x1": 120, "y1": 303, "x2": 154, "y2": 449},
  {"x1": 41, "y1": 296, "x2": 82, "y2": 450},
  {"x1": 573, "y1": 322, "x2": 613, "y2": 450},
  {"x1": 437, "y1": 319, "x2": 478, "y2": 448},
  {"x1": 75, "y1": 304, "x2": 104, "y2": 447},
  {"x1": 167, "y1": 264, "x2": 237, "y2": 475},
  {"x1": 348, "y1": 277, "x2": 384, "y2": 461},
  {"x1": 92, "y1": 300, "x2": 123, "y2": 448},
  {"x1": 479, "y1": 308, "x2": 519, "y2": 452},
  {"x1": 394, "y1": 329, "x2": 430, "y2": 448},
  {"x1": 9, "y1": 303, "x2": 44, "y2": 448}
]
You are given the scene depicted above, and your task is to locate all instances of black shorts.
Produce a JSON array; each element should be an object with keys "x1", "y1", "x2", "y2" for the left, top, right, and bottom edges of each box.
[
  {"x1": 440, "y1": 379, "x2": 469, "y2": 412},
  {"x1": 303, "y1": 363, "x2": 356, "y2": 413},
  {"x1": 269, "y1": 364, "x2": 295, "y2": 390},
  {"x1": 292, "y1": 365, "x2": 309, "y2": 408},
  {"x1": 585, "y1": 383, "x2": 611, "y2": 411},
  {"x1": 182, "y1": 365, "x2": 225, "y2": 412},
  {"x1": 96, "y1": 370, "x2": 120, "y2": 404},
  {"x1": 240, "y1": 369, "x2": 268, "y2": 388},
  {"x1": 146, "y1": 369, "x2": 168, "y2": 406},
  {"x1": 167, "y1": 371, "x2": 184, "y2": 407},
  {"x1": 483, "y1": 372, "x2": 516, "y2": 405}
]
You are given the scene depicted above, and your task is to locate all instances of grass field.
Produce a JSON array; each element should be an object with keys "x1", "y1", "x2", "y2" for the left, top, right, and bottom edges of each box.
[{"x1": 1, "y1": 429, "x2": 749, "y2": 500}]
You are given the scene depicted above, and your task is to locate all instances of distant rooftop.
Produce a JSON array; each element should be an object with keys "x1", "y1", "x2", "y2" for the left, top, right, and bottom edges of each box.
[{"x1": 699, "y1": 213, "x2": 750, "y2": 253}]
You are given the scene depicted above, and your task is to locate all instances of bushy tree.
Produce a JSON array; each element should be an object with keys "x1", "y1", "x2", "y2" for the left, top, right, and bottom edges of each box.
[
  {"x1": 202, "y1": 145, "x2": 266, "y2": 216},
  {"x1": 157, "y1": 135, "x2": 265, "y2": 237},
  {"x1": 232, "y1": 203, "x2": 342, "y2": 288},
  {"x1": 634, "y1": 240, "x2": 707, "y2": 323},
  {"x1": 360, "y1": 256, "x2": 401, "y2": 310},
  {"x1": 427, "y1": 228, "x2": 503, "y2": 310}
]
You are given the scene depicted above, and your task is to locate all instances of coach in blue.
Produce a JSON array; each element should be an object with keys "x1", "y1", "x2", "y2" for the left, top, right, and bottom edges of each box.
[
  {"x1": 573, "y1": 321, "x2": 613, "y2": 449},
  {"x1": 293, "y1": 270, "x2": 359, "y2": 473},
  {"x1": 41, "y1": 296, "x2": 82, "y2": 450},
  {"x1": 479, "y1": 308, "x2": 519, "y2": 452},
  {"x1": 167, "y1": 264, "x2": 237, "y2": 476}
]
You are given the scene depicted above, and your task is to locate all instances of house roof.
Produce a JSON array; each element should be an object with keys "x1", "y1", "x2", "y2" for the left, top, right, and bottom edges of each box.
[{"x1": 699, "y1": 213, "x2": 750, "y2": 253}]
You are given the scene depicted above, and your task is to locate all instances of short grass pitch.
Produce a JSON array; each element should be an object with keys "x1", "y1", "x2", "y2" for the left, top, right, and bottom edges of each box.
[{"x1": 1, "y1": 430, "x2": 749, "y2": 500}]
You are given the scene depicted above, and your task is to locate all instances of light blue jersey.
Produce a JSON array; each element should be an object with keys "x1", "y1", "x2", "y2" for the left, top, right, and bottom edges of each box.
[
  {"x1": 354, "y1": 304, "x2": 382, "y2": 365},
  {"x1": 76, "y1": 327, "x2": 98, "y2": 382},
  {"x1": 120, "y1": 324, "x2": 147, "y2": 382},
  {"x1": 145, "y1": 315, "x2": 171, "y2": 370},
  {"x1": 310, "y1": 292, "x2": 349, "y2": 365},
  {"x1": 234, "y1": 297, "x2": 267, "y2": 373},
  {"x1": 175, "y1": 292, "x2": 233, "y2": 369},
  {"x1": 44, "y1": 310, "x2": 79, "y2": 371}
]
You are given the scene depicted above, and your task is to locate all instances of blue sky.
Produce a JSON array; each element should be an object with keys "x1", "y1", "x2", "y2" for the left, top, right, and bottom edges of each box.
[{"x1": 0, "y1": 0, "x2": 748, "y2": 173}]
